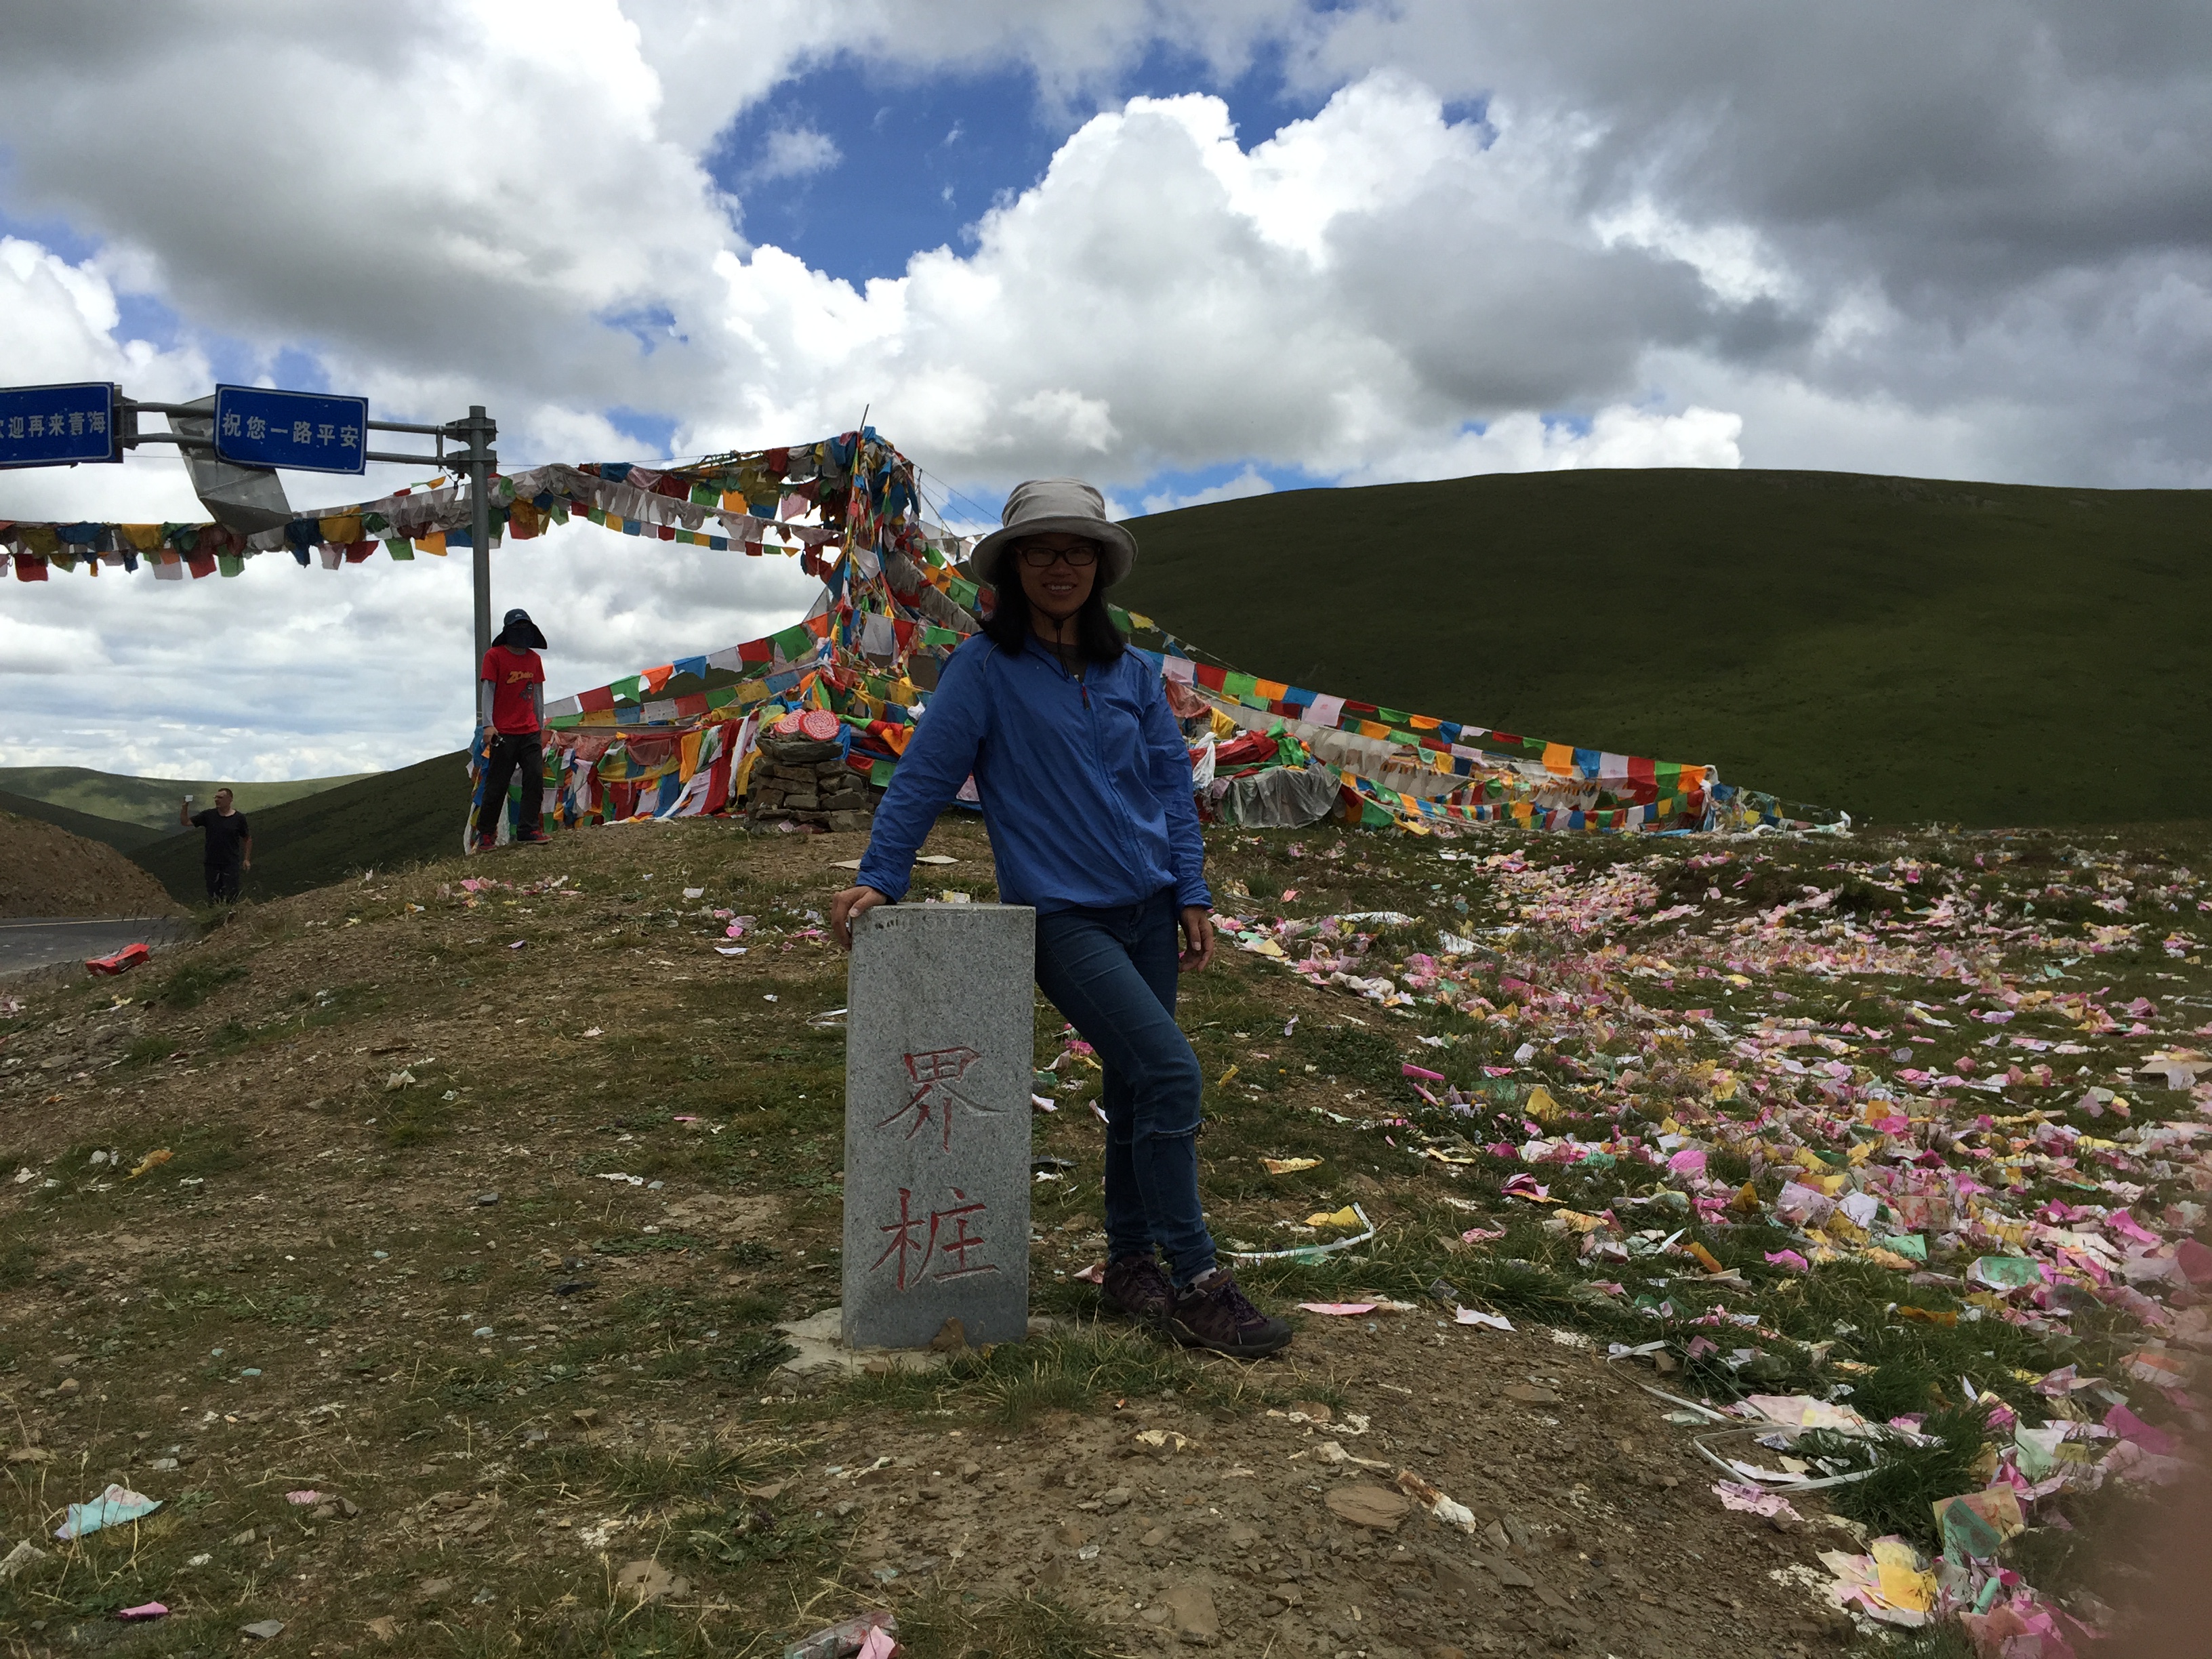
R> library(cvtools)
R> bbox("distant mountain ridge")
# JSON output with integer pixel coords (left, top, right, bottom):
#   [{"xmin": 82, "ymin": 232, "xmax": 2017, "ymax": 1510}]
[
  {"xmin": 1114, "ymin": 467, "xmax": 2211, "ymax": 827},
  {"xmin": 0, "ymin": 787, "xmax": 165, "ymax": 854},
  {"xmin": 0, "ymin": 766, "xmax": 375, "ymax": 831},
  {"xmin": 131, "ymin": 752, "xmax": 473, "ymax": 905}
]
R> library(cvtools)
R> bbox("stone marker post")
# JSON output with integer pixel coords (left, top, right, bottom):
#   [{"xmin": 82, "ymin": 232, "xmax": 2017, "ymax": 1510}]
[{"xmin": 843, "ymin": 903, "xmax": 1036, "ymax": 1349}]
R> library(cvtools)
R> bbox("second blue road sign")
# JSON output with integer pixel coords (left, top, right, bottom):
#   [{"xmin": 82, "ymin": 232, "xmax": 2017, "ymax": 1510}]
[{"xmin": 212, "ymin": 384, "xmax": 369, "ymax": 475}]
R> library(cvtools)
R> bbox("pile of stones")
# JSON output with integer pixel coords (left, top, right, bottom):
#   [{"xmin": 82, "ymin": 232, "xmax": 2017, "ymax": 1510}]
[{"xmin": 746, "ymin": 733, "xmax": 882, "ymax": 832}]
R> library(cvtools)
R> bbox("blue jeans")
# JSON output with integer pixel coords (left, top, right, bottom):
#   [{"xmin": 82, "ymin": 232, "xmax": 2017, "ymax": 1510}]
[{"xmin": 1033, "ymin": 888, "xmax": 1216, "ymax": 1288}]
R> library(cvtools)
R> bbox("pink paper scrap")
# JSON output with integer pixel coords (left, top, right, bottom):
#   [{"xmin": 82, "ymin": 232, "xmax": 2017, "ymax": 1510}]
[
  {"xmin": 2104, "ymin": 1403, "xmax": 2177, "ymax": 1456},
  {"xmin": 1712, "ymin": 1481, "xmax": 1799, "ymax": 1520}
]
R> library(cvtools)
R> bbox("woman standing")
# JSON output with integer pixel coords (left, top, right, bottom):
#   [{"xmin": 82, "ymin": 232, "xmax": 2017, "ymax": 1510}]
[{"xmin": 830, "ymin": 478, "xmax": 1291, "ymax": 1358}]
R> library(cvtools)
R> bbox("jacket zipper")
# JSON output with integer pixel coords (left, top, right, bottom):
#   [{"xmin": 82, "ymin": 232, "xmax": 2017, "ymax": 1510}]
[{"xmin": 1055, "ymin": 653, "xmax": 1143, "ymax": 876}]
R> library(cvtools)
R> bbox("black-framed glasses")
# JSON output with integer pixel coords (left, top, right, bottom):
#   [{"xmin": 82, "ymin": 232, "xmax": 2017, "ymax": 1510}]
[{"xmin": 1017, "ymin": 543, "xmax": 1098, "ymax": 569}]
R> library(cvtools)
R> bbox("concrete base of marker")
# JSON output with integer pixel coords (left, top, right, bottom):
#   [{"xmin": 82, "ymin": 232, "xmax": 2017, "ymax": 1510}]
[
  {"xmin": 776, "ymin": 1307, "xmax": 1070, "ymax": 1378},
  {"xmin": 842, "ymin": 903, "xmax": 1035, "ymax": 1349}
]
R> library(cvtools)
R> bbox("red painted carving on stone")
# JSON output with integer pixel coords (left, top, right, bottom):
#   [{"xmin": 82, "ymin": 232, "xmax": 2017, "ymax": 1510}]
[
  {"xmin": 880, "ymin": 1046, "xmax": 1000, "ymax": 1149},
  {"xmin": 869, "ymin": 1187, "xmax": 998, "ymax": 1290}
]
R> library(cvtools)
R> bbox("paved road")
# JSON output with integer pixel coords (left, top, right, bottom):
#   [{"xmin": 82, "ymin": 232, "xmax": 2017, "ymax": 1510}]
[{"xmin": 0, "ymin": 917, "xmax": 194, "ymax": 977}]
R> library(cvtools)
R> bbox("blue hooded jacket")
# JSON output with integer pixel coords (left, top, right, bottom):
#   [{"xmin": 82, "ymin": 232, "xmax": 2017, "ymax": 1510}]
[{"xmin": 854, "ymin": 633, "xmax": 1210, "ymax": 915}]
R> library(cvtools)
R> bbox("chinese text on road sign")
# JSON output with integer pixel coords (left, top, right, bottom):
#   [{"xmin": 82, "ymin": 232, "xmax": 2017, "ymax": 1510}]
[
  {"xmin": 0, "ymin": 382, "xmax": 117, "ymax": 469},
  {"xmin": 211, "ymin": 385, "xmax": 368, "ymax": 475}
]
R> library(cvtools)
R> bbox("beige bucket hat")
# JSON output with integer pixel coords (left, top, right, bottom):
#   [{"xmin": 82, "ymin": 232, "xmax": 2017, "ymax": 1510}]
[{"xmin": 968, "ymin": 478, "xmax": 1139, "ymax": 590}]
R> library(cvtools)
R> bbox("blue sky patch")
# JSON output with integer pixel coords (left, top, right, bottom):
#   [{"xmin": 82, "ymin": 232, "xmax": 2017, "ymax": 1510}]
[
  {"xmin": 708, "ymin": 44, "xmax": 1329, "ymax": 288},
  {"xmin": 605, "ymin": 406, "xmax": 680, "ymax": 459}
]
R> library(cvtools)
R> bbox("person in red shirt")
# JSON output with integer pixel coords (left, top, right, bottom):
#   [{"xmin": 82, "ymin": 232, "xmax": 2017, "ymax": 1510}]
[{"xmin": 474, "ymin": 608, "xmax": 552, "ymax": 848}]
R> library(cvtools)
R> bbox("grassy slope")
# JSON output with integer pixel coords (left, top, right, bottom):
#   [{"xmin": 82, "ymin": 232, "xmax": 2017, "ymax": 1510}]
[
  {"xmin": 131, "ymin": 750, "xmax": 473, "ymax": 903},
  {"xmin": 0, "ymin": 816, "xmax": 2194, "ymax": 1647},
  {"xmin": 0, "ymin": 787, "xmax": 163, "ymax": 853},
  {"xmin": 0, "ymin": 764, "xmax": 375, "ymax": 830},
  {"xmin": 1115, "ymin": 468, "xmax": 2211, "ymax": 827}
]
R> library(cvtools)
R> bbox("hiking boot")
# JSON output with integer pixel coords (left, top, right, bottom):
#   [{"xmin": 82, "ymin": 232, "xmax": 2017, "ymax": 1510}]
[
  {"xmin": 1101, "ymin": 1255, "xmax": 1174, "ymax": 1326},
  {"xmin": 1167, "ymin": 1267, "xmax": 1292, "ymax": 1357}
]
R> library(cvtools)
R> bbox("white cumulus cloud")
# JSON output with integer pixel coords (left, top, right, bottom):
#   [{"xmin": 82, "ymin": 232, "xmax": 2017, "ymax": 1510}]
[
  {"xmin": 749, "ymin": 126, "xmax": 843, "ymax": 182},
  {"xmin": 682, "ymin": 77, "xmax": 1723, "ymax": 489},
  {"xmin": 0, "ymin": 612, "xmax": 112, "ymax": 678},
  {"xmin": 1333, "ymin": 406, "xmax": 1744, "ymax": 487},
  {"xmin": 1140, "ymin": 466, "xmax": 1277, "ymax": 516}
]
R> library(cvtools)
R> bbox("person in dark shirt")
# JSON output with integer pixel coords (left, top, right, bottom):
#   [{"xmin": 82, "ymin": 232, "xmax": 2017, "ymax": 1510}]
[
  {"xmin": 474, "ymin": 607, "xmax": 552, "ymax": 850},
  {"xmin": 178, "ymin": 787, "xmax": 251, "ymax": 903}
]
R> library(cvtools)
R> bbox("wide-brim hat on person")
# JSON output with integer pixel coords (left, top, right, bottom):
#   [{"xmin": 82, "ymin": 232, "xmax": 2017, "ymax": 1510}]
[
  {"xmin": 499, "ymin": 607, "xmax": 548, "ymax": 650},
  {"xmin": 969, "ymin": 478, "xmax": 1138, "ymax": 590}
]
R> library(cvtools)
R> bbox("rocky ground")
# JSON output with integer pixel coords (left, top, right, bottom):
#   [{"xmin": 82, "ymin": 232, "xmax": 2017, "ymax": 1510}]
[
  {"xmin": 0, "ymin": 813, "xmax": 179, "ymax": 920},
  {"xmin": 0, "ymin": 812, "xmax": 2203, "ymax": 1658}
]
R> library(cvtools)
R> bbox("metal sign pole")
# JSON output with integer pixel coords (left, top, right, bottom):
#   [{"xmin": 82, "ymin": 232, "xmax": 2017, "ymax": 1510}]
[{"xmin": 453, "ymin": 405, "xmax": 497, "ymax": 665}]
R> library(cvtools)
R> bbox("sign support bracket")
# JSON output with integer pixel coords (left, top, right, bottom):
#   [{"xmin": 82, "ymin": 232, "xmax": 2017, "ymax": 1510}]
[{"xmin": 115, "ymin": 397, "xmax": 499, "ymax": 674}]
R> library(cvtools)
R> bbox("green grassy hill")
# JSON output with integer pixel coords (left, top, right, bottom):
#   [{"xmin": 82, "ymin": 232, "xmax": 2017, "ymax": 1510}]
[
  {"xmin": 132, "ymin": 752, "xmax": 473, "ymax": 904},
  {"xmin": 0, "ymin": 788, "xmax": 163, "ymax": 853},
  {"xmin": 1116, "ymin": 468, "xmax": 2211, "ymax": 827},
  {"xmin": 0, "ymin": 766, "xmax": 375, "ymax": 830}
]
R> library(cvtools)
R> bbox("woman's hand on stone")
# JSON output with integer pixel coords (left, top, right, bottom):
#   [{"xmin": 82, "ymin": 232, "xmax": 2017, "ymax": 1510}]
[
  {"xmin": 1177, "ymin": 905, "xmax": 1216, "ymax": 972},
  {"xmin": 831, "ymin": 885, "xmax": 890, "ymax": 949}
]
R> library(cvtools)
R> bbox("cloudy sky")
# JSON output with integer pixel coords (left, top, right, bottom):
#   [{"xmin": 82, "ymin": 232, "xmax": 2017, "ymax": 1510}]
[{"xmin": 3, "ymin": 1, "xmax": 2208, "ymax": 781}]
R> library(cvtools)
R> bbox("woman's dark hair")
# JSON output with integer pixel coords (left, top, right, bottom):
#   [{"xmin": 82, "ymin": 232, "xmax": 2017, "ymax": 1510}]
[{"xmin": 981, "ymin": 563, "xmax": 1127, "ymax": 663}]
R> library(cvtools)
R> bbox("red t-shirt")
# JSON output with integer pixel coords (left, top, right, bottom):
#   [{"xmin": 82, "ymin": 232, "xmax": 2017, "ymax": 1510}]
[{"xmin": 481, "ymin": 644, "xmax": 544, "ymax": 734}]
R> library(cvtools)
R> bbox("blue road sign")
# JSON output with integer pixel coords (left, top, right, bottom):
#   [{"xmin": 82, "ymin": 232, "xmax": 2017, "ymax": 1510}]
[
  {"xmin": 0, "ymin": 382, "xmax": 119, "ymax": 468},
  {"xmin": 212, "ymin": 384, "xmax": 368, "ymax": 475}
]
